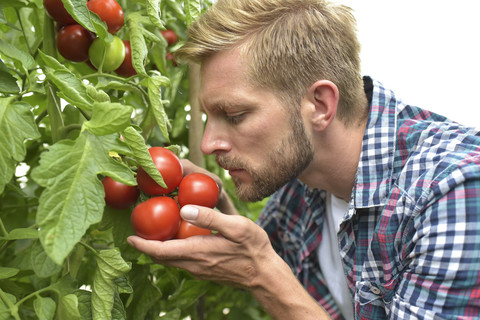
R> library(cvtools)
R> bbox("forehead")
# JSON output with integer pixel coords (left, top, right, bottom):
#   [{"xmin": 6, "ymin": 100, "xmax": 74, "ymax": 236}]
[
  {"xmin": 199, "ymin": 48, "xmax": 257, "ymax": 108},
  {"xmin": 200, "ymin": 48, "xmax": 247, "ymax": 89}
]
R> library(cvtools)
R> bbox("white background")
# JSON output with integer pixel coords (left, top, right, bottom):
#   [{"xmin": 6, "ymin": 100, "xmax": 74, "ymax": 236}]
[{"xmin": 333, "ymin": 0, "xmax": 480, "ymax": 128}]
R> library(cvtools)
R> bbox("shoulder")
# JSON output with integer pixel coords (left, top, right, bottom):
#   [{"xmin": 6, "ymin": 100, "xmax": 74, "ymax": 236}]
[{"xmin": 393, "ymin": 106, "xmax": 480, "ymax": 205}]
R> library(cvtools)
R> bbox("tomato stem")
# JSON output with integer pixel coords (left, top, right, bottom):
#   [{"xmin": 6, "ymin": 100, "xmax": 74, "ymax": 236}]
[
  {"xmin": 15, "ymin": 9, "xmax": 33, "ymax": 57},
  {"xmin": 42, "ymin": 14, "xmax": 65, "ymax": 143},
  {"xmin": 0, "ymin": 289, "xmax": 20, "ymax": 320},
  {"xmin": 0, "ymin": 218, "xmax": 8, "ymax": 237},
  {"xmin": 45, "ymin": 84, "xmax": 65, "ymax": 143}
]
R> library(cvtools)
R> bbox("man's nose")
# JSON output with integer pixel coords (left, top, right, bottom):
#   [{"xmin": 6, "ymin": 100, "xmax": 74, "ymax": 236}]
[{"xmin": 200, "ymin": 121, "xmax": 231, "ymax": 155}]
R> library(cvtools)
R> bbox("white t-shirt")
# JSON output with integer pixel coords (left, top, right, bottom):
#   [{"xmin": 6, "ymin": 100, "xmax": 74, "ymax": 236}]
[{"xmin": 317, "ymin": 193, "xmax": 354, "ymax": 320}]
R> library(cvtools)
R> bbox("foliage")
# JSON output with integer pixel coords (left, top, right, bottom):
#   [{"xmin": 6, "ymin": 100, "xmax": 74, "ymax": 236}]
[{"xmin": 0, "ymin": 0, "xmax": 270, "ymax": 319}]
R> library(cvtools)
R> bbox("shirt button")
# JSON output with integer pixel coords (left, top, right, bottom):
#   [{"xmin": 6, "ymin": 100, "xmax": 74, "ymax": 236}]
[{"xmin": 370, "ymin": 286, "xmax": 381, "ymax": 295}]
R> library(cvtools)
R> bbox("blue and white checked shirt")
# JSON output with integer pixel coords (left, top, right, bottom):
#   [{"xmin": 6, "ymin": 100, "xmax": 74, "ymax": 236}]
[{"xmin": 257, "ymin": 77, "xmax": 480, "ymax": 319}]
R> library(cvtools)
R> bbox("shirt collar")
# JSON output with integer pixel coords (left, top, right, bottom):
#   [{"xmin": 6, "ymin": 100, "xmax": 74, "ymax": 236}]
[{"xmin": 353, "ymin": 77, "xmax": 399, "ymax": 208}]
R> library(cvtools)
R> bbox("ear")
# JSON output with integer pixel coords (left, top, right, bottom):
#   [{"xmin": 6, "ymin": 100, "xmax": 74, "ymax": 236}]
[{"xmin": 306, "ymin": 80, "xmax": 339, "ymax": 131}]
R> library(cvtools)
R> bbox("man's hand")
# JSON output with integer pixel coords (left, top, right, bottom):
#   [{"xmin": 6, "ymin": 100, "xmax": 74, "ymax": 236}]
[
  {"xmin": 127, "ymin": 204, "xmax": 271, "ymax": 287},
  {"xmin": 127, "ymin": 204, "xmax": 331, "ymax": 319}
]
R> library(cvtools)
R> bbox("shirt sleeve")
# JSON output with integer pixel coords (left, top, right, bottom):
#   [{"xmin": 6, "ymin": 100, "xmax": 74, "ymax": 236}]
[{"xmin": 391, "ymin": 174, "xmax": 480, "ymax": 319}]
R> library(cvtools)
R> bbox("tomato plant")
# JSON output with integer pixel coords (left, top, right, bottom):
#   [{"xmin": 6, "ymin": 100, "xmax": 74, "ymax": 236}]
[
  {"xmin": 0, "ymin": 0, "xmax": 271, "ymax": 319},
  {"xmin": 88, "ymin": 35, "xmax": 126, "ymax": 71},
  {"xmin": 57, "ymin": 24, "xmax": 95, "ymax": 62},
  {"xmin": 102, "ymin": 176, "xmax": 140, "ymax": 209},
  {"xmin": 161, "ymin": 29, "xmax": 179, "ymax": 46},
  {"xmin": 178, "ymin": 172, "xmax": 219, "ymax": 208},
  {"xmin": 115, "ymin": 40, "xmax": 137, "ymax": 77},
  {"xmin": 131, "ymin": 196, "xmax": 181, "ymax": 241},
  {"xmin": 175, "ymin": 220, "xmax": 211, "ymax": 239},
  {"xmin": 44, "ymin": 0, "xmax": 76, "ymax": 25},
  {"xmin": 87, "ymin": 0, "xmax": 124, "ymax": 34},
  {"xmin": 137, "ymin": 147, "xmax": 184, "ymax": 195}
]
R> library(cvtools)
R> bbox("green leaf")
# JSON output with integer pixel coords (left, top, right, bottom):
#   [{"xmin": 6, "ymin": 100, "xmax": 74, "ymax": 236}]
[
  {"xmin": 56, "ymin": 294, "xmax": 82, "ymax": 320},
  {"xmin": 0, "ymin": 39, "xmax": 36, "ymax": 70},
  {"xmin": 164, "ymin": 0, "xmax": 186, "ymax": 21},
  {"xmin": 34, "ymin": 296, "xmax": 56, "ymax": 320},
  {"xmin": 121, "ymin": 126, "xmax": 167, "ymax": 188},
  {"xmin": 126, "ymin": 13, "xmax": 148, "ymax": 76},
  {"xmin": 30, "ymin": 240, "xmax": 62, "ymax": 278},
  {"xmin": 146, "ymin": 0, "xmax": 165, "ymax": 29},
  {"xmin": 96, "ymin": 81, "xmax": 143, "ymax": 96},
  {"xmin": 148, "ymin": 75, "xmax": 171, "ymax": 142},
  {"xmin": 0, "ymin": 267, "xmax": 19, "ymax": 280},
  {"xmin": 39, "ymin": 51, "xmax": 95, "ymax": 111},
  {"xmin": 126, "ymin": 265, "xmax": 162, "ymax": 320},
  {"xmin": 76, "ymin": 290, "xmax": 92, "ymax": 319},
  {"xmin": 184, "ymin": 0, "xmax": 201, "ymax": 26},
  {"xmin": 0, "ymin": 228, "xmax": 38, "ymax": 240},
  {"xmin": 62, "ymin": 0, "xmax": 112, "ymax": 41},
  {"xmin": 159, "ymin": 308, "xmax": 181, "ymax": 320},
  {"xmin": 168, "ymin": 280, "xmax": 209, "ymax": 310},
  {"xmin": 1, "ymin": 0, "xmax": 30, "ymax": 8},
  {"xmin": 83, "ymin": 102, "xmax": 133, "ymax": 136},
  {"xmin": 86, "ymin": 85, "xmax": 110, "ymax": 103},
  {"xmin": 91, "ymin": 249, "xmax": 131, "ymax": 320},
  {"xmin": 0, "ymin": 59, "xmax": 19, "ymax": 94},
  {"xmin": 0, "ymin": 290, "xmax": 16, "ymax": 320},
  {"xmin": 0, "ymin": 98, "xmax": 40, "ymax": 193},
  {"xmin": 31, "ymin": 132, "xmax": 136, "ymax": 265}
]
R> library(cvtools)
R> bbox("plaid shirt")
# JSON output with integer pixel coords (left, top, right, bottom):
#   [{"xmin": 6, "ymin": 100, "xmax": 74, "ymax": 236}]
[{"xmin": 257, "ymin": 77, "xmax": 480, "ymax": 319}]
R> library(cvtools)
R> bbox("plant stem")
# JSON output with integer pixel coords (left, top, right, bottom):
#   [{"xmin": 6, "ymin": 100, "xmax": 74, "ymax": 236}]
[
  {"xmin": 42, "ymin": 13, "xmax": 64, "ymax": 143},
  {"xmin": 188, "ymin": 64, "xmax": 204, "ymax": 167},
  {"xmin": 60, "ymin": 124, "xmax": 83, "ymax": 136},
  {"xmin": 0, "ymin": 217, "xmax": 8, "ymax": 236},
  {"xmin": 0, "ymin": 289, "xmax": 20, "ymax": 320},
  {"xmin": 14, "ymin": 286, "xmax": 59, "ymax": 310},
  {"xmin": 45, "ymin": 84, "xmax": 65, "ymax": 143},
  {"xmin": 16, "ymin": 9, "xmax": 33, "ymax": 57},
  {"xmin": 82, "ymin": 72, "xmax": 133, "ymax": 82}
]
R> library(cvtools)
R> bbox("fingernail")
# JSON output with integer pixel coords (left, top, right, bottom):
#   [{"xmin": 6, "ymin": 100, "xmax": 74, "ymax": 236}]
[{"xmin": 181, "ymin": 205, "xmax": 199, "ymax": 221}]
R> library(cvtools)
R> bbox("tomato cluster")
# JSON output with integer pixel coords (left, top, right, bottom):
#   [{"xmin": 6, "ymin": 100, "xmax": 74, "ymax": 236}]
[
  {"xmin": 44, "ymin": 0, "xmax": 180, "ymax": 75},
  {"xmin": 102, "ymin": 147, "xmax": 219, "ymax": 241}
]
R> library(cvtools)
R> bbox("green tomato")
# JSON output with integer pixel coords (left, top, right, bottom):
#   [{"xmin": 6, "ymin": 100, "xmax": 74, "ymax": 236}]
[{"xmin": 88, "ymin": 36, "xmax": 126, "ymax": 71}]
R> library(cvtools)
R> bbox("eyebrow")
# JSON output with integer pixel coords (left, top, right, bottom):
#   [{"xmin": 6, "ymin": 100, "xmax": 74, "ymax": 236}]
[{"xmin": 201, "ymin": 99, "xmax": 252, "ymax": 114}]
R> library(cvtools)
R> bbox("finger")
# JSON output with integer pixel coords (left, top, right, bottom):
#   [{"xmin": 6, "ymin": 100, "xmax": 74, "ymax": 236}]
[
  {"xmin": 180, "ymin": 205, "xmax": 256, "ymax": 242},
  {"xmin": 127, "ymin": 235, "xmax": 196, "ymax": 261}
]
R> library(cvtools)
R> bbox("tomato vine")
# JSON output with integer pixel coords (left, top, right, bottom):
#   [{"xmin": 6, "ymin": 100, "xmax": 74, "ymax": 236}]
[{"xmin": 0, "ymin": 0, "xmax": 270, "ymax": 319}]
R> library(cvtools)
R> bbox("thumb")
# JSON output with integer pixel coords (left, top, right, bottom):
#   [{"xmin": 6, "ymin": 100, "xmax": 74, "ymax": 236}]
[{"xmin": 180, "ymin": 205, "xmax": 253, "ymax": 242}]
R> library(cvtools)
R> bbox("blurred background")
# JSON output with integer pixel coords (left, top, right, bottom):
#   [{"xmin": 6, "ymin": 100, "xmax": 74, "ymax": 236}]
[{"xmin": 334, "ymin": 0, "xmax": 480, "ymax": 128}]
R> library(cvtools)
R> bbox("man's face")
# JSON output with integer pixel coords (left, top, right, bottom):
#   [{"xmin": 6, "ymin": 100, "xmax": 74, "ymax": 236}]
[{"xmin": 199, "ymin": 48, "xmax": 314, "ymax": 202}]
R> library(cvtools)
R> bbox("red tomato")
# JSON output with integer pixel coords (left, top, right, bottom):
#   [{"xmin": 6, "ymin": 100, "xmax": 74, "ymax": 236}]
[
  {"xmin": 178, "ymin": 173, "xmax": 219, "ymax": 208},
  {"xmin": 136, "ymin": 147, "xmax": 183, "ymax": 196},
  {"xmin": 115, "ymin": 40, "xmax": 137, "ymax": 77},
  {"xmin": 87, "ymin": 0, "xmax": 124, "ymax": 34},
  {"xmin": 131, "ymin": 197, "xmax": 181, "ymax": 241},
  {"xmin": 161, "ymin": 29, "xmax": 178, "ymax": 46},
  {"xmin": 165, "ymin": 52, "xmax": 177, "ymax": 67},
  {"xmin": 102, "ymin": 176, "xmax": 140, "ymax": 210},
  {"xmin": 174, "ymin": 220, "xmax": 211, "ymax": 239},
  {"xmin": 56, "ymin": 24, "xmax": 95, "ymax": 62},
  {"xmin": 44, "ymin": 0, "xmax": 76, "ymax": 25}
]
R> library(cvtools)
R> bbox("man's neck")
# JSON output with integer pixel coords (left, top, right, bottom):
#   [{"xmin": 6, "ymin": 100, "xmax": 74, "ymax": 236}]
[{"xmin": 299, "ymin": 112, "xmax": 368, "ymax": 202}]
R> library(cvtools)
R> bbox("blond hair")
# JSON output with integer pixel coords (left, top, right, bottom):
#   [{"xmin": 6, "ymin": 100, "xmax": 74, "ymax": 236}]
[{"xmin": 176, "ymin": 0, "xmax": 367, "ymax": 125}]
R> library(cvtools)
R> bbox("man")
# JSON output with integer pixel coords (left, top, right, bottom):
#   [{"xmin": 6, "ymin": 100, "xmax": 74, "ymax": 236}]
[{"xmin": 127, "ymin": 0, "xmax": 480, "ymax": 319}]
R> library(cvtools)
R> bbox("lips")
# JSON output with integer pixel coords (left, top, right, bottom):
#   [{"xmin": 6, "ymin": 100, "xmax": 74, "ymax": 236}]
[{"xmin": 216, "ymin": 156, "xmax": 246, "ymax": 178}]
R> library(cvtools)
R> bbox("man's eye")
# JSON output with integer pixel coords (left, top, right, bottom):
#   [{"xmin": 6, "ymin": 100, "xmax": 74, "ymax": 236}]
[{"xmin": 226, "ymin": 113, "xmax": 245, "ymax": 124}]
